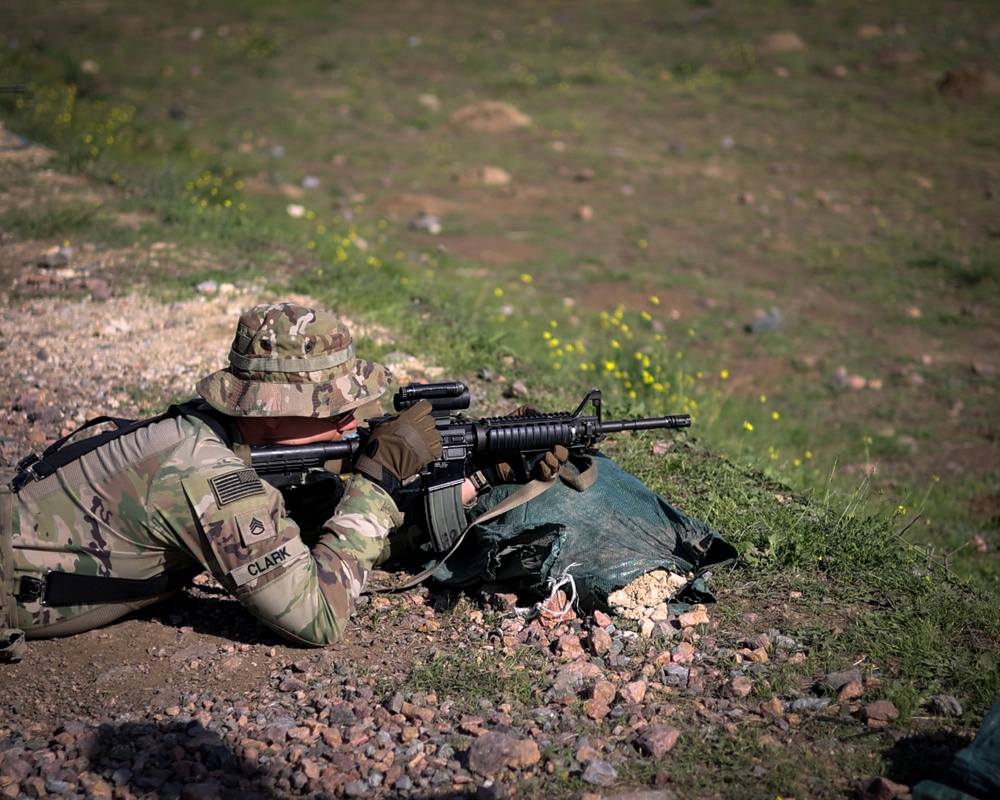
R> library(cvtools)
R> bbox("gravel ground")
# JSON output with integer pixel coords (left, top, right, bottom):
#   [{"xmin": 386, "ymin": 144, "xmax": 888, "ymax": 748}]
[
  {"xmin": 1, "ymin": 564, "xmax": 828, "ymax": 800},
  {"xmin": 0, "ymin": 286, "xmax": 399, "ymax": 464},
  {"xmin": 0, "ymin": 560, "xmax": 917, "ymax": 800}
]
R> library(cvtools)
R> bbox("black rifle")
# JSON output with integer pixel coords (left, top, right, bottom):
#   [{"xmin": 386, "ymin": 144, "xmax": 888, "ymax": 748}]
[
  {"xmin": 0, "ymin": 85, "xmax": 27, "ymax": 93},
  {"xmin": 251, "ymin": 382, "xmax": 691, "ymax": 552}
]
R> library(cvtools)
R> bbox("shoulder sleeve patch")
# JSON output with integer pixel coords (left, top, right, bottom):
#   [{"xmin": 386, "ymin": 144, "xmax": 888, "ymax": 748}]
[
  {"xmin": 236, "ymin": 509, "xmax": 277, "ymax": 548},
  {"xmin": 210, "ymin": 468, "xmax": 267, "ymax": 507}
]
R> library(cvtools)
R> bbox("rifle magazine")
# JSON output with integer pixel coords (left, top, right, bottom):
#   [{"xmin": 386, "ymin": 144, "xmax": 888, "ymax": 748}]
[{"xmin": 424, "ymin": 484, "xmax": 466, "ymax": 552}]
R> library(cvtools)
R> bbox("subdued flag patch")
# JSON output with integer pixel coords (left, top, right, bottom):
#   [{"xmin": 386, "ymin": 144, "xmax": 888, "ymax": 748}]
[{"xmin": 210, "ymin": 468, "xmax": 266, "ymax": 507}]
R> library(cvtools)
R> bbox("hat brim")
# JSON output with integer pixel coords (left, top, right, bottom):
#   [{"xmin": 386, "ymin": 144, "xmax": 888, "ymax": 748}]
[{"xmin": 195, "ymin": 358, "xmax": 392, "ymax": 418}]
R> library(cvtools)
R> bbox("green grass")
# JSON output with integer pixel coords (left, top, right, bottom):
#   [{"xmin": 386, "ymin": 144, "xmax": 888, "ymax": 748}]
[
  {"xmin": 617, "ymin": 433, "xmax": 1000, "ymax": 708},
  {"xmin": 0, "ymin": 200, "xmax": 106, "ymax": 240},
  {"xmin": 404, "ymin": 650, "xmax": 538, "ymax": 710}
]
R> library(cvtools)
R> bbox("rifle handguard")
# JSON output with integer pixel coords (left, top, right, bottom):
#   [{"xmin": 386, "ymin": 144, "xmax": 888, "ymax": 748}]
[{"xmin": 467, "ymin": 404, "xmax": 539, "ymax": 493}]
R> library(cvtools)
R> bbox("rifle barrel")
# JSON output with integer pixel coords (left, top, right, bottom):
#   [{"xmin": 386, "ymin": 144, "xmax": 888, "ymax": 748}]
[{"xmin": 599, "ymin": 414, "xmax": 691, "ymax": 434}]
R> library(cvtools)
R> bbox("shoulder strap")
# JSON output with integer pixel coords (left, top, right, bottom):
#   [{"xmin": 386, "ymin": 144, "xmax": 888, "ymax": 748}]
[
  {"xmin": 12, "ymin": 414, "xmax": 157, "ymax": 492},
  {"xmin": 10, "ymin": 399, "xmax": 234, "ymax": 493},
  {"xmin": 166, "ymin": 399, "xmax": 234, "ymax": 447}
]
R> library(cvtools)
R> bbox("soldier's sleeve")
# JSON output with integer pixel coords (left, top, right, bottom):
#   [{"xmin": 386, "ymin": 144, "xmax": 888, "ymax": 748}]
[{"xmin": 150, "ymin": 436, "xmax": 402, "ymax": 646}]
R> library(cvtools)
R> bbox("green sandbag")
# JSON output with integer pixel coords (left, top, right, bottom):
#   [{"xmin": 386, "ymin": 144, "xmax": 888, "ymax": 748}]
[
  {"xmin": 429, "ymin": 453, "xmax": 736, "ymax": 612},
  {"xmin": 913, "ymin": 695, "xmax": 1000, "ymax": 800}
]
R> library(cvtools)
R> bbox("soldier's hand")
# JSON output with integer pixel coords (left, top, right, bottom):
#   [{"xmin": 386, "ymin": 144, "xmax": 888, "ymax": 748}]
[
  {"xmin": 354, "ymin": 400, "xmax": 442, "ymax": 496},
  {"xmin": 503, "ymin": 404, "xmax": 567, "ymax": 480},
  {"xmin": 472, "ymin": 444, "xmax": 570, "ymax": 494},
  {"xmin": 533, "ymin": 444, "xmax": 569, "ymax": 481}
]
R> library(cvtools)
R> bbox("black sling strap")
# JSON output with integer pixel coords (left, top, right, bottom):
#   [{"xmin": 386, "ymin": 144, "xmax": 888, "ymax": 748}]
[
  {"xmin": 15, "ymin": 562, "xmax": 205, "ymax": 606},
  {"xmin": 11, "ymin": 400, "xmax": 232, "ymax": 492},
  {"xmin": 11, "ymin": 414, "xmax": 138, "ymax": 491}
]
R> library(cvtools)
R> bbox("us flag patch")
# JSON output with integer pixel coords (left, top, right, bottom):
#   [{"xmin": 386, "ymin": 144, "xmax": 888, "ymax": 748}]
[{"xmin": 210, "ymin": 468, "xmax": 266, "ymax": 506}]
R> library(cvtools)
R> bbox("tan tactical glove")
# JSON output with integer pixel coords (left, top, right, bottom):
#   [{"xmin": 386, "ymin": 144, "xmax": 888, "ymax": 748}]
[
  {"xmin": 473, "ymin": 444, "xmax": 569, "ymax": 492},
  {"xmin": 354, "ymin": 399, "xmax": 442, "ymax": 498},
  {"xmin": 471, "ymin": 403, "xmax": 570, "ymax": 492},
  {"xmin": 533, "ymin": 444, "xmax": 569, "ymax": 481}
]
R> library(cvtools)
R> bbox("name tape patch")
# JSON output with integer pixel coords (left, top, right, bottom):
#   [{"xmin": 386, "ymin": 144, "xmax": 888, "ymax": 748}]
[
  {"xmin": 229, "ymin": 537, "xmax": 309, "ymax": 587},
  {"xmin": 210, "ymin": 468, "xmax": 266, "ymax": 507}
]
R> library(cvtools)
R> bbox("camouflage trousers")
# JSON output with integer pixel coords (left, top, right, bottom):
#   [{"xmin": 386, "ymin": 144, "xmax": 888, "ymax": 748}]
[{"xmin": 0, "ymin": 468, "xmax": 27, "ymax": 662}]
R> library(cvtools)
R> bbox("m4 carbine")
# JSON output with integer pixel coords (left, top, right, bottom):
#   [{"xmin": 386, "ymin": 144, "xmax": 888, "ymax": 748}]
[{"xmin": 251, "ymin": 382, "xmax": 691, "ymax": 553}]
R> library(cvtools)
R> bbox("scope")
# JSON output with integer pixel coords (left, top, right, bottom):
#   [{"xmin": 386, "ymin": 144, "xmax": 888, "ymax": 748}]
[{"xmin": 393, "ymin": 381, "xmax": 471, "ymax": 414}]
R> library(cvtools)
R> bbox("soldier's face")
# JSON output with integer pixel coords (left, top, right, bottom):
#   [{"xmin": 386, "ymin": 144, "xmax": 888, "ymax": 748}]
[{"xmin": 270, "ymin": 413, "xmax": 358, "ymax": 445}]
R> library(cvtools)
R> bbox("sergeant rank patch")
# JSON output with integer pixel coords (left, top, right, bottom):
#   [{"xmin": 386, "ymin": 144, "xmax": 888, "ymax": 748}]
[
  {"xmin": 210, "ymin": 468, "xmax": 266, "ymax": 506},
  {"xmin": 237, "ymin": 510, "xmax": 275, "ymax": 547}
]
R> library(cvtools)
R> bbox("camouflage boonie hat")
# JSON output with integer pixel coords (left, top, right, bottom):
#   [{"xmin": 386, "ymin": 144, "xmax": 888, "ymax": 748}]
[{"xmin": 196, "ymin": 302, "xmax": 391, "ymax": 418}]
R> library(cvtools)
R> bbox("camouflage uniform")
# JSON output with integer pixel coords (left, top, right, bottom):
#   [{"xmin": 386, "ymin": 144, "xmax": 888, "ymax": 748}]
[{"xmin": 0, "ymin": 303, "xmax": 402, "ymax": 654}]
